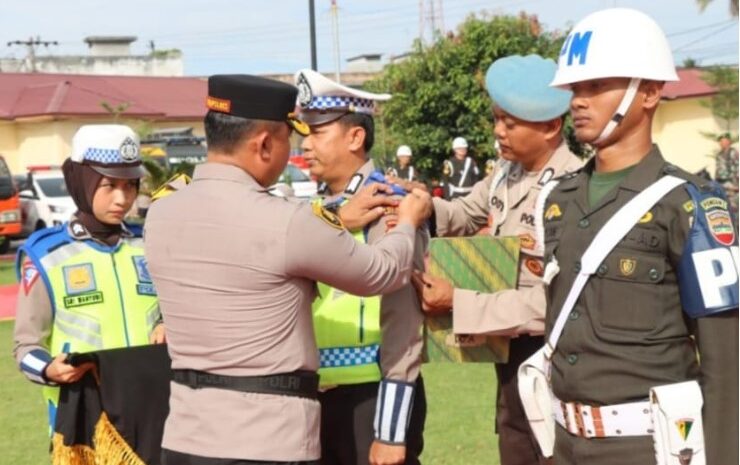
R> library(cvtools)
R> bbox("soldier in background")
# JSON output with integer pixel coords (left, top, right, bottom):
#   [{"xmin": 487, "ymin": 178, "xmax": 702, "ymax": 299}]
[
  {"xmin": 386, "ymin": 145, "xmax": 418, "ymax": 183},
  {"xmin": 442, "ymin": 137, "xmax": 480, "ymax": 199}
]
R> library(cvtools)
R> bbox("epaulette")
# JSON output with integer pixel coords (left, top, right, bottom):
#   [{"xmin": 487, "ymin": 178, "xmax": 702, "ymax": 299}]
[
  {"xmin": 661, "ymin": 163, "xmax": 717, "ymax": 192},
  {"xmin": 124, "ymin": 222, "xmax": 144, "ymax": 238}
]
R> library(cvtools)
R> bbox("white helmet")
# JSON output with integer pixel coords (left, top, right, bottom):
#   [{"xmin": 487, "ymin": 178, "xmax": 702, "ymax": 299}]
[
  {"xmin": 452, "ymin": 137, "xmax": 468, "ymax": 150},
  {"xmin": 550, "ymin": 8, "xmax": 678, "ymax": 87},
  {"xmin": 396, "ymin": 145, "xmax": 412, "ymax": 157}
]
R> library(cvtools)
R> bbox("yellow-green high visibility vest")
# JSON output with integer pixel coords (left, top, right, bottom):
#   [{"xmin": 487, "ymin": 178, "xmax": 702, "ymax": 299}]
[
  {"xmin": 22, "ymin": 229, "xmax": 159, "ymax": 430},
  {"xmin": 312, "ymin": 217, "xmax": 382, "ymax": 387}
]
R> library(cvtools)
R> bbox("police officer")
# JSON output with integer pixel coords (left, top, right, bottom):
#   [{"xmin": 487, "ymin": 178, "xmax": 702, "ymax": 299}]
[
  {"xmin": 442, "ymin": 137, "xmax": 480, "ymax": 199},
  {"xmin": 541, "ymin": 9, "xmax": 737, "ymax": 465},
  {"xmin": 386, "ymin": 145, "xmax": 417, "ymax": 182},
  {"xmin": 412, "ymin": 55, "xmax": 582, "ymax": 465},
  {"xmin": 144, "ymin": 75, "xmax": 432, "ymax": 465},
  {"xmin": 295, "ymin": 68, "xmax": 426, "ymax": 465},
  {"xmin": 13, "ymin": 124, "xmax": 163, "ymax": 433}
]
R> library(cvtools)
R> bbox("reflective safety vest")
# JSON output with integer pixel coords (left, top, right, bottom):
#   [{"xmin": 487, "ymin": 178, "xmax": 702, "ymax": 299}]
[
  {"xmin": 18, "ymin": 224, "xmax": 159, "ymax": 431},
  {"xmin": 311, "ymin": 209, "xmax": 382, "ymax": 387}
]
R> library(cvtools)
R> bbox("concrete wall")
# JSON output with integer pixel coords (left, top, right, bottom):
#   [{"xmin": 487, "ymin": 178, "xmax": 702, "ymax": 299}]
[
  {"xmin": 653, "ymin": 97, "xmax": 737, "ymax": 176},
  {"xmin": 0, "ymin": 54, "xmax": 183, "ymax": 77}
]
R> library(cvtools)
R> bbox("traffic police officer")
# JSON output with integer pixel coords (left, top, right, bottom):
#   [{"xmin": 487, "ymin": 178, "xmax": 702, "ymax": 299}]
[
  {"xmin": 413, "ymin": 55, "xmax": 582, "ymax": 465},
  {"xmin": 541, "ymin": 9, "xmax": 738, "ymax": 465},
  {"xmin": 144, "ymin": 75, "xmax": 432, "ymax": 465},
  {"xmin": 442, "ymin": 137, "xmax": 480, "ymax": 199},
  {"xmin": 386, "ymin": 145, "xmax": 417, "ymax": 182},
  {"xmin": 295, "ymin": 68, "xmax": 427, "ymax": 465},
  {"xmin": 13, "ymin": 124, "xmax": 163, "ymax": 434}
]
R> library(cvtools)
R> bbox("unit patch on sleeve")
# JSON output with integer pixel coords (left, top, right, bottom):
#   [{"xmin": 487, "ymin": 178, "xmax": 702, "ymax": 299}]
[
  {"xmin": 701, "ymin": 197, "xmax": 735, "ymax": 246},
  {"xmin": 312, "ymin": 201, "xmax": 344, "ymax": 230},
  {"xmin": 21, "ymin": 262, "xmax": 40, "ymax": 295},
  {"xmin": 519, "ymin": 234, "xmax": 536, "ymax": 250}
]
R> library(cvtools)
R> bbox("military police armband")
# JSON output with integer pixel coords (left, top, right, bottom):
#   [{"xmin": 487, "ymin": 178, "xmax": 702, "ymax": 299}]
[
  {"xmin": 374, "ymin": 379, "xmax": 416, "ymax": 444},
  {"xmin": 677, "ymin": 183, "xmax": 739, "ymax": 318}
]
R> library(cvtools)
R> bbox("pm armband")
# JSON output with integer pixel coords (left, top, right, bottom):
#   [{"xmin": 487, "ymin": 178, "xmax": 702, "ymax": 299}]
[
  {"xmin": 373, "ymin": 379, "xmax": 415, "ymax": 444},
  {"xmin": 678, "ymin": 184, "xmax": 739, "ymax": 318}
]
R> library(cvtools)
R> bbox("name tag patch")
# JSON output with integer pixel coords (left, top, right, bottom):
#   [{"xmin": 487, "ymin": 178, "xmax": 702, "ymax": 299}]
[
  {"xmin": 137, "ymin": 283, "xmax": 157, "ymax": 296},
  {"xmin": 63, "ymin": 264, "xmax": 96, "ymax": 295},
  {"xmin": 64, "ymin": 291, "xmax": 104, "ymax": 309}
]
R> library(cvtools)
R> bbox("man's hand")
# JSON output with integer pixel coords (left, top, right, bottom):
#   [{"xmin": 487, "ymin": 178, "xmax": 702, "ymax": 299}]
[
  {"xmin": 411, "ymin": 271, "xmax": 454, "ymax": 314},
  {"xmin": 338, "ymin": 183, "xmax": 398, "ymax": 231},
  {"xmin": 44, "ymin": 354, "xmax": 95, "ymax": 384},
  {"xmin": 369, "ymin": 440, "xmax": 406, "ymax": 465},
  {"xmin": 385, "ymin": 176, "xmax": 428, "ymax": 194},
  {"xmin": 397, "ymin": 188, "xmax": 433, "ymax": 229},
  {"xmin": 150, "ymin": 323, "xmax": 166, "ymax": 344}
]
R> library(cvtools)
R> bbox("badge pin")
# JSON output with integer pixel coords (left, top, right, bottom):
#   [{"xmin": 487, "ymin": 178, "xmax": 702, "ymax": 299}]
[
  {"xmin": 675, "ymin": 418, "xmax": 694, "ymax": 441},
  {"xmin": 619, "ymin": 258, "xmax": 637, "ymax": 276},
  {"xmin": 545, "ymin": 203, "xmax": 562, "ymax": 221},
  {"xmin": 119, "ymin": 137, "xmax": 139, "ymax": 162}
]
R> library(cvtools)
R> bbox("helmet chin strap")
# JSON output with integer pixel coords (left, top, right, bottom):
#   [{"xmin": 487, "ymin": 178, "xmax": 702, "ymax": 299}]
[{"xmin": 593, "ymin": 78, "xmax": 642, "ymax": 145}]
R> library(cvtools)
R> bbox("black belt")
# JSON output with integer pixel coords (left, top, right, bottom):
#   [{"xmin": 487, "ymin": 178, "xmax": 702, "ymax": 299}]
[{"xmin": 172, "ymin": 369, "xmax": 318, "ymax": 400}]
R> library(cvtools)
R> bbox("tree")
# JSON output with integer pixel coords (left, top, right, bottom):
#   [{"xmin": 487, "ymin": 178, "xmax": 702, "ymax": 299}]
[
  {"xmin": 365, "ymin": 13, "xmax": 583, "ymax": 180},
  {"xmin": 700, "ymin": 65, "xmax": 739, "ymax": 136},
  {"xmin": 696, "ymin": 0, "xmax": 739, "ymax": 16}
]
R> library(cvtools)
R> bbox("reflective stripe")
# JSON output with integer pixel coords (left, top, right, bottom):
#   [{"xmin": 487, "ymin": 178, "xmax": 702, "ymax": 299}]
[
  {"xmin": 146, "ymin": 305, "xmax": 160, "ymax": 330},
  {"xmin": 40, "ymin": 242, "xmax": 88, "ymax": 269},
  {"xmin": 55, "ymin": 309, "xmax": 101, "ymax": 335},
  {"xmin": 319, "ymin": 344, "xmax": 379, "ymax": 368},
  {"xmin": 54, "ymin": 319, "xmax": 103, "ymax": 350}
]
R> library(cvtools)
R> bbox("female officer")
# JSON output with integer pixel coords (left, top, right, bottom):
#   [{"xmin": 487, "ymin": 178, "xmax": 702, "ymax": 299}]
[{"xmin": 13, "ymin": 124, "xmax": 163, "ymax": 433}]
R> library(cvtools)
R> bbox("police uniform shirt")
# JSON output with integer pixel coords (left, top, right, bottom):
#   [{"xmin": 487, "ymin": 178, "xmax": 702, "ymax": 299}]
[
  {"xmin": 13, "ymin": 220, "xmax": 148, "ymax": 382},
  {"xmin": 432, "ymin": 143, "xmax": 582, "ymax": 336},
  {"xmin": 543, "ymin": 146, "xmax": 738, "ymax": 464},
  {"xmin": 320, "ymin": 160, "xmax": 427, "ymax": 386},
  {"xmin": 144, "ymin": 163, "xmax": 417, "ymax": 462}
]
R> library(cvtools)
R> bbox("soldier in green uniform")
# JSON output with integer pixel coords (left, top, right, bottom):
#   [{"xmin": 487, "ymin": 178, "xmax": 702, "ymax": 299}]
[{"xmin": 538, "ymin": 8, "xmax": 738, "ymax": 465}]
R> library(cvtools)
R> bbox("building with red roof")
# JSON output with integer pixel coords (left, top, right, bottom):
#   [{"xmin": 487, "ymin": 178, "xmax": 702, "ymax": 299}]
[{"xmin": 0, "ymin": 73, "xmax": 206, "ymax": 172}]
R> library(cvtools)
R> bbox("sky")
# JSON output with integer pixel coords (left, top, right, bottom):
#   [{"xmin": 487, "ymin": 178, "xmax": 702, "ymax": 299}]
[{"xmin": 0, "ymin": 0, "xmax": 737, "ymax": 76}]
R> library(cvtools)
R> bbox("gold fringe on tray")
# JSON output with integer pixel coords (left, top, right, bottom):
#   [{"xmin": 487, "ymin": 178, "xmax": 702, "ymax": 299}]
[{"xmin": 52, "ymin": 412, "xmax": 146, "ymax": 465}]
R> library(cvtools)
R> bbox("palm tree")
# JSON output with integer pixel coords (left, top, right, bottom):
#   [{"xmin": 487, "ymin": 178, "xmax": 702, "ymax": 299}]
[{"xmin": 697, "ymin": 0, "xmax": 739, "ymax": 16}]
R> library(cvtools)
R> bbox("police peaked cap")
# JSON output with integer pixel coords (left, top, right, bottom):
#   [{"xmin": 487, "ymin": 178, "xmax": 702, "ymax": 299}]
[
  {"xmin": 206, "ymin": 74, "xmax": 309, "ymax": 135},
  {"xmin": 485, "ymin": 55, "xmax": 572, "ymax": 122}
]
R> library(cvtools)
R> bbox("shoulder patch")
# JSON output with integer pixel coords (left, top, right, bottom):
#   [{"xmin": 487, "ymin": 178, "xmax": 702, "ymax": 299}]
[
  {"xmin": 312, "ymin": 201, "xmax": 344, "ymax": 230},
  {"xmin": 21, "ymin": 262, "xmax": 40, "ymax": 295},
  {"xmin": 545, "ymin": 203, "xmax": 562, "ymax": 221}
]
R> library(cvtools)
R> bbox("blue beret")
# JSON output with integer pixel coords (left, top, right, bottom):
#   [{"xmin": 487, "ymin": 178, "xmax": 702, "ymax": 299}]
[{"xmin": 485, "ymin": 54, "xmax": 572, "ymax": 122}]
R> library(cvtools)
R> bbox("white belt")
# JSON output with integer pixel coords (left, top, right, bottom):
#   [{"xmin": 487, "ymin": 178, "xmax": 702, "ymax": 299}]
[
  {"xmin": 553, "ymin": 396, "xmax": 653, "ymax": 438},
  {"xmin": 449, "ymin": 185, "xmax": 473, "ymax": 193}
]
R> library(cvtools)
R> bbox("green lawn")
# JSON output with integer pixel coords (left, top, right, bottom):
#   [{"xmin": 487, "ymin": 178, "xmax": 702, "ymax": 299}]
[
  {"xmin": 0, "ymin": 260, "xmax": 16, "ymax": 285},
  {"xmin": 0, "ymin": 322, "xmax": 500, "ymax": 465}
]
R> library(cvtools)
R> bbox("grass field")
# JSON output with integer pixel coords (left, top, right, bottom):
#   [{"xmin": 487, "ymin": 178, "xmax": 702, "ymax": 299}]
[
  {"xmin": 0, "ymin": 257, "xmax": 501, "ymax": 465},
  {"xmin": 0, "ymin": 260, "xmax": 15, "ymax": 285}
]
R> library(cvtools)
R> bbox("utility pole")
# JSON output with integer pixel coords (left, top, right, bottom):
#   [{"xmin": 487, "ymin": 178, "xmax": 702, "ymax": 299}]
[
  {"xmin": 6, "ymin": 36, "xmax": 58, "ymax": 72},
  {"xmin": 309, "ymin": 0, "xmax": 318, "ymax": 70},
  {"xmin": 330, "ymin": 0, "xmax": 341, "ymax": 82}
]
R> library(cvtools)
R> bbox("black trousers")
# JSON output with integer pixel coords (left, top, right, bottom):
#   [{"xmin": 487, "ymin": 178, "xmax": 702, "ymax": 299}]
[
  {"xmin": 319, "ymin": 377, "xmax": 426, "ymax": 465},
  {"xmin": 495, "ymin": 335, "xmax": 548, "ymax": 465},
  {"xmin": 162, "ymin": 449, "xmax": 319, "ymax": 465}
]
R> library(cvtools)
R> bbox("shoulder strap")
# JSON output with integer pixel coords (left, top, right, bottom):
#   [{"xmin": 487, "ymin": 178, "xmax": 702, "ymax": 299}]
[
  {"xmin": 459, "ymin": 157, "xmax": 472, "ymax": 187},
  {"xmin": 545, "ymin": 175, "xmax": 686, "ymax": 357}
]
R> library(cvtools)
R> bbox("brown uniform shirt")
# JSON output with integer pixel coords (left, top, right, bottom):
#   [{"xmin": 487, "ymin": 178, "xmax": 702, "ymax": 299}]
[
  {"xmin": 144, "ymin": 163, "xmax": 417, "ymax": 462},
  {"xmin": 433, "ymin": 143, "xmax": 583, "ymax": 336},
  {"xmin": 544, "ymin": 147, "xmax": 738, "ymax": 464},
  {"xmin": 319, "ymin": 160, "xmax": 426, "ymax": 386}
]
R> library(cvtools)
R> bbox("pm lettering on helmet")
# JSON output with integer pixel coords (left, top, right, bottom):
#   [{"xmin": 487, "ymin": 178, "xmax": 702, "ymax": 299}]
[
  {"xmin": 560, "ymin": 31, "xmax": 593, "ymax": 66},
  {"xmin": 692, "ymin": 246, "xmax": 739, "ymax": 309}
]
